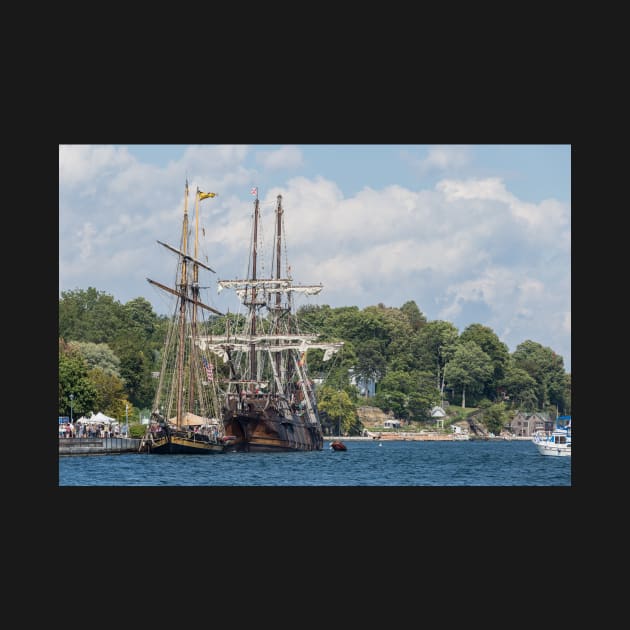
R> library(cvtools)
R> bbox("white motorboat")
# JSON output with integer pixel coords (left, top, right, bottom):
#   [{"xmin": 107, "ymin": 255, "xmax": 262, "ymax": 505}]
[{"xmin": 533, "ymin": 415, "xmax": 571, "ymax": 457}]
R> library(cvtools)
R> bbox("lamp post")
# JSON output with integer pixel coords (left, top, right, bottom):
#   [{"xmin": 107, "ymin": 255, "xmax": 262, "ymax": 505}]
[
  {"xmin": 70, "ymin": 393, "xmax": 74, "ymax": 425},
  {"xmin": 125, "ymin": 403, "xmax": 129, "ymax": 438}
]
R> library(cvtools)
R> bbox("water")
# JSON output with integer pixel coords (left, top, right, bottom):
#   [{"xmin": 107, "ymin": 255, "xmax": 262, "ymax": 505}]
[{"xmin": 58, "ymin": 439, "xmax": 571, "ymax": 486}]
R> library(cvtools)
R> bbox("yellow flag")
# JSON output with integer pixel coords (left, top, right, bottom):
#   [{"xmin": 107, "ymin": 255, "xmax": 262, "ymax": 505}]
[{"xmin": 199, "ymin": 191, "xmax": 217, "ymax": 200}]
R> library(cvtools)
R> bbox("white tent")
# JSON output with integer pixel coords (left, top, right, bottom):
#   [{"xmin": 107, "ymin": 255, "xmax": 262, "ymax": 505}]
[{"xmin": 77, "ymin": 411, "xmax": 118, "ymax": 425}]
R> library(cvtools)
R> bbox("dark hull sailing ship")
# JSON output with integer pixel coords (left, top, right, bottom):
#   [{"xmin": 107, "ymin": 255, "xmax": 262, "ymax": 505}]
[
  {"xmin": 200, "ymin": 192, "xmax": 342, "ymax": 452},
  {"xmin": 141, "ymin": 183, "xmax": 228, "ymax": 455}
]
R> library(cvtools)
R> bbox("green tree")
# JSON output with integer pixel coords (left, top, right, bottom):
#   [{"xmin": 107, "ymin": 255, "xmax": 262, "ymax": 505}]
[
  {"xmin": 363, "ymin": 304, "xmax": 416, "ymax": 369},
  {"xmin": 459, "ymin": 323, "xmax": 509, "ymax": 400},
  {"xmin": 499, "ymin": 363, "xmax": 538, "ymax": 409},
  {"xmin": 88, "ymin": 367, "xmax": 128, "ymax": 418},
  {"xmin": 59, "ymin": 340, "xmax": 98, "ymax": 418},
  {"xmin": 373, "ymin": 389, "xmax": 408, "ymax": 419},
  {"xmin": 562, "ymin": 373, "xmax": 571, "ymax": 415},
  {"xmin": 113, "ymin": 338, "xmax": 155, "ymax": 409},
  {"xmin": 59, "ymin": 287, "xmax": 126, "ymax": 344},
  {"xmin": 400, "ymin": 300, "xmax": 427, "ymax": 332},
  {"xmin": 68, "ymin": 341, "xmax": 122, "ymax": 378},
  {"xmin": 411, "ymin": 320, "xmax": 459, "ymax": 390},
  {"xmin": 354, "ymin": 339, "xmax": 387, "ymax": 383},
  {"xmin": 372, "ymin": 369, "xmax": 440, "ymax": 422},
  {"xmin": 477, "ymin": 400, "xmax": 510, "ymax": 435},
  {"xmin": 512, "ymin": 341, "xmax": 567, "ymax": 410},
  {"xmin": 317, "ymin": 386, "xmax": 359, "ymax": 435},
  {"xmin": 123, "ymin": 297, "xmax": 157, "ymax": 340},
  {"xmin": 444, "ymin": 341, "xmax": 493, "ymax": 408}
]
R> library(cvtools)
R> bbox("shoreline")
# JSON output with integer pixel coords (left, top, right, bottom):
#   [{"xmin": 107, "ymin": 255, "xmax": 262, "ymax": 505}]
[
  {"xmin": 324, "ymin": 434, "xmax": 532, "ymax": 442},
  {"xmin": 58, "ymin": 434, "xmax": 532, "ymax": 457}
]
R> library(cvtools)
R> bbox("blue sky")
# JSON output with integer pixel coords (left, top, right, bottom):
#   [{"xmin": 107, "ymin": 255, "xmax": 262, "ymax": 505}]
[{"xmin": 59, "ymin": 144, "xmax": 571, "ymax": 372}]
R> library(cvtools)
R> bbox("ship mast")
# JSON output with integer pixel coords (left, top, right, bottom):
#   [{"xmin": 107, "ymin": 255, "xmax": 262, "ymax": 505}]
[
  {"xmin": 274, "ymin": 194, "xmax": 283, "ymax": 392},
  {"xmin": 175, "ymin": 180, "xmax": 190, "ymax": 429},
  {"xmin": 202, "ymin": 193, "xmax": 343, "ymax": 398},
  {"xmin": 188, "ymin": 189, "xmax": 202, "ymax": 415},
  {"xmin": 147, "ymin": 182, "xmax": 222, "ymax": 430},
  {"xmin": 249, "ymin": 194, "xmax": 260, "ymax": 388}
]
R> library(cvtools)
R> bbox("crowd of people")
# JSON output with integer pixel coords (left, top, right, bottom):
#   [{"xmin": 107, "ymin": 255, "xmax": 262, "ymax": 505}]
[{"xmin": 58, "ymin": 422, "xmax": 125, "ymax": 438}]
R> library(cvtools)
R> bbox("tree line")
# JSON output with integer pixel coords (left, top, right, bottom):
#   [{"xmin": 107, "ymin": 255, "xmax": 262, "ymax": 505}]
[{"xmin": 58, "ymin": 288, "xmax": 571, "ymax": 427}]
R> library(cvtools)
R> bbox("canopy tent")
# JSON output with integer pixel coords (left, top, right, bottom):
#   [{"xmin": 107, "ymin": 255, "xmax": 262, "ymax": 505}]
[
  {"xmin": 167, "ymin": 411, "xmax": 217, "ymax": 426},
  {"xmin": 76, "ymin": 411, "xmax": 118, "ymax": 425}
]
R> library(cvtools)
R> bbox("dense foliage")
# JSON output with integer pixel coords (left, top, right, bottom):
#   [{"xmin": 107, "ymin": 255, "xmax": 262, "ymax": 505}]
[{"xmin": 58, "ymin": 288, "xmax": 571, "ymax": 426}]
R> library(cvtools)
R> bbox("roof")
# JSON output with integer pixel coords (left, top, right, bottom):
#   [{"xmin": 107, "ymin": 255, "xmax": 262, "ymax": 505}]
[{"xmin": 76, "ymin": 411, "xmax": 117, "ymax": 424}]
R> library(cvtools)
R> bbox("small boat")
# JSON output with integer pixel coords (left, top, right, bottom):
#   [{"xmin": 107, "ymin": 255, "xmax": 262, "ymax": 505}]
[
  {"xmin": 533, "ymin": 415, "xmax": 571, "ymax": 457},
  {"xmin": 330, "ymin": 440, "xmax": 347, "ymax": 451}
]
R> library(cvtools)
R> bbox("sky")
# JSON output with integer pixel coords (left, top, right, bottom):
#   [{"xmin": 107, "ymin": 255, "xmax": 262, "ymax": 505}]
[{"xmin": 59, "ymin": 144, "xmax": 571, "ymax": 372}]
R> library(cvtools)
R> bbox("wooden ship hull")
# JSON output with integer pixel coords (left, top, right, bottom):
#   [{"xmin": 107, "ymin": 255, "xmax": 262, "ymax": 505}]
[
  {"xmin": 142, "ymin": 430, "xmax": 227, "ymax": 454},
  {"xmin": 223, "ymin": 399, "xmax": 323, "ymax": 452}
]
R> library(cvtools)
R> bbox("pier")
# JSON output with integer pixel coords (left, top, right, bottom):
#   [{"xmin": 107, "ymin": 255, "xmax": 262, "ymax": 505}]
[{"xmin": 59, "ymin": 437, "xmax": 141, "ymax": 456}]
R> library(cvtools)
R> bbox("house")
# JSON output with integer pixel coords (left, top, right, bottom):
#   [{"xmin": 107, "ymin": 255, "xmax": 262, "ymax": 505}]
[
  {"xmin": 383, "ymin": 419, "xmax": 401, "ymax": 429},
  {"xmin": 508, "ymin": 411, "xmax": 550, "ymax": 437},
  {"xmin": 348, "ymin": 368, "xmax": 376, "ymax": 397}
]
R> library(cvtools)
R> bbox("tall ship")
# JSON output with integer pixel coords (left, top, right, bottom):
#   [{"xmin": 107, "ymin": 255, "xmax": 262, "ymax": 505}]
[
  {"xmin": 199, "ymin": 191, "xmax": 342, "ymax": 452},
  {"xmin": 140, "ymin": 182, "xmax": 229, "ymax": 454}
]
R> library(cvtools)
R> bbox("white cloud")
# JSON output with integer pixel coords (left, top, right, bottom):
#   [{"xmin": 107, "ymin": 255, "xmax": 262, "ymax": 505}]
[
  {"xmin": 59, "ymin": 145, "xmax": 134, "ymax": 188},
  {"xmin": 59, "ymin": 150, "xmax": 571, "ymax": 371},
  {"xmin": 257, "ymin": 145, "xmax": 304, "ymax": 170},
  {"xmin": 424, "ymin": 145, "xmax": 471, "ymax": 170},
  {"xmin": 182, "ymin": 144, "xmax": 249, "ymax": 171},
  {"xmin": 437, "ymin": 176, "xmax": 511, "ymax": 202},
  {"xmin": 405, "ymin": 145, "xmax": 472, "ymax": 176}
]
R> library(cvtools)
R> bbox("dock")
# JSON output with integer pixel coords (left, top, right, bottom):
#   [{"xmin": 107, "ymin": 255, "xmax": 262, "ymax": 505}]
[{"xmin": 59, "ymin": 437, "xmax": 141, "ymax": 456}]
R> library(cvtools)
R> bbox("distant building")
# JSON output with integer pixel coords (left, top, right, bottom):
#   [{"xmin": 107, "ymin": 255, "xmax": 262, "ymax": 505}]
[
  {"xmin": 348, "ymin": 368, "xmax": 376, "ymax": 397},
  {"xmin": 431, "ymin": 405, "xmax": 446, "ymax": 428},
  {"xmin": 383, "ymin": 419, "xmax": 401, "ymax": 429},
  {"xmin": 508, "ymin": 411, "xmax": 550, "ymax": 437}
]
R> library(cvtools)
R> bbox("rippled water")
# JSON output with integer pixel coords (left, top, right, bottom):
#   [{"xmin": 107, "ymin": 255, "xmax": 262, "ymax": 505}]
[{"xmin": 58, "ymin": 439, "xmax": 571, "ymax": 486}]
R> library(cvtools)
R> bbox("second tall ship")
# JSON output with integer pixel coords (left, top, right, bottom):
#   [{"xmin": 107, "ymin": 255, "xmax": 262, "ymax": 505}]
[
  {"xmin": 141, "ymin": 182, "xmax": 229, "ymax": 454},
  {"xmin": 199, "ymin": 191, "xmax": 342, "ymax": 452}
]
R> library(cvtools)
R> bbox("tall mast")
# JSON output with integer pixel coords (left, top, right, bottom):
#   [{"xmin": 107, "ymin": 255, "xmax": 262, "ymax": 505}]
[
  {"xmin": 274, "ymin": 194, "xmax": 283, "ymax": 386},
  {"xmin": 249, "ymin": 194, "xmax": 260, "ymax": 385},
  {"xmin": 175, "ymin": 180, "xmax": 190, "ymax": 429},
  {"xmin": 187, "ymin": 189, "xmax": 201, "ymax": 414}
]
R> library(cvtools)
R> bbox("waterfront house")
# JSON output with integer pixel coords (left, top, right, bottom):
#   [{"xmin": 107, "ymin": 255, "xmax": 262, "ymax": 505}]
[{"xmin": 508, "ymin": 411, "xmax": 549, "ymax": 437}]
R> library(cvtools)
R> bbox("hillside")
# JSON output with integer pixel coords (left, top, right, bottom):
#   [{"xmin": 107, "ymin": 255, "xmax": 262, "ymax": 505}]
[{"xmin": 356, "ymin": 405, "xmax": 395, "ymax": 428}]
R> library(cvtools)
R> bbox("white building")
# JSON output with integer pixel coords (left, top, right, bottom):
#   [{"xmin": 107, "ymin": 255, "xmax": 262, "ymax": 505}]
[
  {"xmin": 431, "ymin": 405, "xmax": 446, "ymax": 428},
  {"xmin": 383, "ymin": 419, "xmax": 401, "ymax": 429}
]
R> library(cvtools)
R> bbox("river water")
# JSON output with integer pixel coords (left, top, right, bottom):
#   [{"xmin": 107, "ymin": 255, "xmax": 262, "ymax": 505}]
[{"xmin": 58, "ymin": 439, "xmax": 571, "ymax": 486}]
